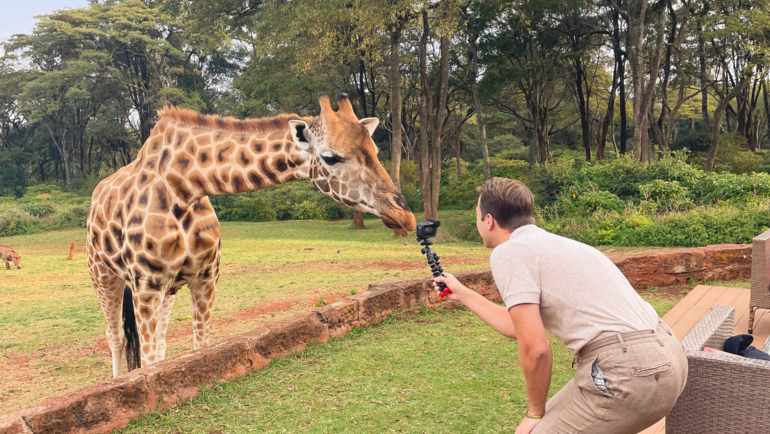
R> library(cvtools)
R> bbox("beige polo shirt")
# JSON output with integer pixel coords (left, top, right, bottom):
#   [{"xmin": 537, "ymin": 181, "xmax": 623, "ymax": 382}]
[{"xmin": 490, "ymin": 224, "xmax": 659, "ymax": 353}]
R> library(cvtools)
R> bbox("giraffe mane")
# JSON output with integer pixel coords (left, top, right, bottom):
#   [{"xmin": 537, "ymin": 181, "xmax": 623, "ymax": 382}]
[{"xmin": 157, "ymin": 106, "xmax": 315, "ymax": 135}]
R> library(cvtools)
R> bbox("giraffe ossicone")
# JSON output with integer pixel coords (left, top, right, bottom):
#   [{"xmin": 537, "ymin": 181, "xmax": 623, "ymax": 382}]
[{"xmin": 86, "ymin": 92, "xmax": 416, "ymax": 377}]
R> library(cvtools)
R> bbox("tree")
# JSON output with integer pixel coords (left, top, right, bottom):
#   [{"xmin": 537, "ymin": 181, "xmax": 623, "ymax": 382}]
[
  {"xmin": 484, "ymin": 0, "xmax": 569, "ymax": 166},
  {"xmin": 459, "ymin": 0, "xmax": 495, "ymax": 179},
  {"xmin": 418, "ymin": 5, "xmax": 452, "ymax": 220},
  {"xmin": 615, "ymin": 0, "xmax": 668, "ymax": 162}
]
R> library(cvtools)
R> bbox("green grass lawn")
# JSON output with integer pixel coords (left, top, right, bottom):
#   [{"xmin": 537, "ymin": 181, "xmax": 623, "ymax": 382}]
[
  {"xmin": 121, "ymin": 291, "xmax": 680, "ymax": 434},
  {"xmin": 0, "ymin": 212, "xmax": 494, "ymax": 414},
  {"xmin": 0, "ymin": 210, "xmax": 743, "ymax": 418}
]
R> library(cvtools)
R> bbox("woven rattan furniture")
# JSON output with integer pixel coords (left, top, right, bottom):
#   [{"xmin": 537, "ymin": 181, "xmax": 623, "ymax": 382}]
[
  {"xmin": 666, "ymin": 305, "xmax": 770, "ymax": 434},
  {"xmin": 749, "ymin": 229, "xmax": 770, "ymax": 334}
]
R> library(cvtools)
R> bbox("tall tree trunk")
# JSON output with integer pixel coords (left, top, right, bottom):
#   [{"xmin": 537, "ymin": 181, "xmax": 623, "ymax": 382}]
[
  {"xmin": 598, "ymin": 63, "xmax": 619, "ymax": 160},
  {"xmin": 706, "ymin": 76, "xmax": 750, "ymax": 172},
  {"xmin": 388, "ymin": 26, "xmax": 403, "ymax": 191},
  {"xmin": 628, "ymin": 0, "xmax": 666, "ymax": 162},
  {"xmin": 466, "ymin": 24, "xmax": 490, "ymax": 180},
  {"xmin": 389, "ymin": 25, "xmax": 406, "ymax": 236},
  {"xmin": 697, "ymin": 19, "xmax": 710, "ymax": 131},
  {"xmin": 418, "ymin": 10, "xmax": 431, "ymax": 221},
  {"xmin": 757, "ymin": 80, "xmax": 770, "ymax": 148},
  {"xmin": 353, "ymin": 211, "xmax": 365, "ymax": 229},
  {"xmin": 46, "ymin": 124, "xmax": 70, "ymax": 187},
  {"xmin": 417, "ymin": 8, "xmax": 450, "ymax": 220},
  {"xmin": 428, "ymin": 32, "xmax": 450, "ymax": 220},
  {"xmin": 455, "ymin": 134, "xmax": 462, "ymax": 177},
  {"xmin": 357, "ymin": 60, "xmax": 368, "ymax": 118},
  {"xmin": 574, "ymin": 56, "xmax": 591, "ymax": 161},
  {"xmin": 612, "ymin": 4, "xmax": 628, "ymax": 154},
  {"xmin": 87, "ymin": 136, "xmax": 95, "ymax": 177}
]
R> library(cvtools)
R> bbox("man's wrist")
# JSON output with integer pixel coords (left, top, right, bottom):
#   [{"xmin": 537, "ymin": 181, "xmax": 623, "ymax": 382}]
[{"xmin": 525, "ymin": 408, "xmax": 544, "ymax": 419}]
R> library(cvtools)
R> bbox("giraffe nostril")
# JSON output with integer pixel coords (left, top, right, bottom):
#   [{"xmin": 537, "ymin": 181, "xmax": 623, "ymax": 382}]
[{"xmin": 392, "ymin": 193, "xmax": 411, "ymax": 212}]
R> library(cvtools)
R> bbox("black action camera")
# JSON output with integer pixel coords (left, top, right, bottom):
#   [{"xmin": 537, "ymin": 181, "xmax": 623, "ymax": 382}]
[
  {"xmin": 415, "ymin": 218, "xmax": 451, "ymax": 297},
  {"xmin": 416, "ymin": 218, "xmax": 441, "ymax": 240}
]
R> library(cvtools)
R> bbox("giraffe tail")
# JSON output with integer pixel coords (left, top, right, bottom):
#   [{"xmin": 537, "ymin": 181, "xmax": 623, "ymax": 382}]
[{"xmin": 122, "ymin": 285, "xmax": 141, "ymax": 371}]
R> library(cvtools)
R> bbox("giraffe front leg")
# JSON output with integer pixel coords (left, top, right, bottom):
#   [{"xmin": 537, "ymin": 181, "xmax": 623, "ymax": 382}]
[
  {"xmin": 133, "ymin": 289, "xmax": 163, "ymax": 367},
  {"xmin": 155, "ymin": 291, "xmax": 177, "ymax": 362},
  {"xmin": 189, "ymin": 277, "xmax": 217, "ymax": 350}
]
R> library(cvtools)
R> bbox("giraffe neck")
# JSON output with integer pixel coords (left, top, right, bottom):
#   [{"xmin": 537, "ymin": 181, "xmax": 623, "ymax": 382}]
[{"xmin": 140, "ymin": 118, "xmax": 314, "ymax": 206}]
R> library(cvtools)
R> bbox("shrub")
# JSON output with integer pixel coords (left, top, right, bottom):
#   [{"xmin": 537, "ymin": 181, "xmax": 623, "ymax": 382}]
[
  {"xmin": 293, "ymin": 200, "xmax": 326, "ymax": 220},
  {"xmin": 555, "ymin": 191, "xmax": 626, "ymax": 215},
  {"xmin": 209, "ymin": 195, "xmax": 277, "ymax": 222},
  {"xmin": 54, "ymin": 204, "xmax": 90, "ymax": 229},
  {"xmin": 21, "ymin": 201, "xmax": 55, "ymax": 217},
  {"xmin": 671, "ymin": 131, "xmax": 711, "ymax": 153},
  {"xmin": 638, "ymin": 180, "xmax": 693, "ymax": 212},
  {"xmin": 0, "ymin": 209, "xmax": 40, "ymax": 237},
  {"xmin": 458, "ymin": 210, "xmax": 482, "ymax": 243}
]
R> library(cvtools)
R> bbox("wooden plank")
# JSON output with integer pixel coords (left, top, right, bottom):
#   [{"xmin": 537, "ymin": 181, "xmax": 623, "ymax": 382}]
[
  {"xmin": 731, "ymin": 289, "xmax": 754, "ymax": 334},
  {"xmin": 661, "ymin": 285, "xmax": 712, "ymax": 327},
  {"xmin": 670, "ymin": 286, "xmax": 732, "ymax": 339},
  {"xmin": 711, "ymin": 286, "xmax": 746, "ymax": 311}
]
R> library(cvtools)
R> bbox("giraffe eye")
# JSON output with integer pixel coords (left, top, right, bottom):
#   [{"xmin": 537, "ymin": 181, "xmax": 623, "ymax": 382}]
[{"xmin": 321, "ymin": 155, "xmax": 342, "ymax": 165}]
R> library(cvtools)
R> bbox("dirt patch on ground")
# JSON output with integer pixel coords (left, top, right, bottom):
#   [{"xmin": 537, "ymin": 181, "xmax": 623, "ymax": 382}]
[
  {"xmin": 219, "ymin": 257, "xmax": 487, "ymax": 278},
  {"xmin": 232, "ymin": 300, "xmax": 297, "ymax": 319},
  {"xmin": 284, "ymin": 256, "xmax": 487, "ymax": 274}
]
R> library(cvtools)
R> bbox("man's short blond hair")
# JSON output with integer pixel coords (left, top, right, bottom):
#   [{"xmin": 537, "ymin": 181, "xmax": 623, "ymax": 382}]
[{"xmin": 476, "ymin": 177, "xmax": 535, "ymax": 231}]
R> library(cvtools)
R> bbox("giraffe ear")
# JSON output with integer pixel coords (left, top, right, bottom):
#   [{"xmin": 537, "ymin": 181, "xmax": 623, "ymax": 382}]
[
  {"xmin": 288, "ymin": 120, "xmax": 313, "ymax": 152},
  {"xmin": 359, "ymin": 118, "xmax": 379, "ymax": 137}
]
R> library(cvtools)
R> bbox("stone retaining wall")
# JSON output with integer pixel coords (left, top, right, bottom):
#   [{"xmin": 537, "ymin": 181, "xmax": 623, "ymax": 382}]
[{"xmin": 0, "ymin": 243, "xmax": 752, "ymax": 433}]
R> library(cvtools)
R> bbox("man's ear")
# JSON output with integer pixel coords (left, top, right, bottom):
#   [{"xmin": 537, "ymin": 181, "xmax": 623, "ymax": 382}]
[
  {"xmin": 486, "ymin": 214, "xmax": 495, "ymax": 231},
  {"xmin": 359, "ymin": 118, "xmax": 379, "ymax": 136},
  {"xmin": 288, "ymin": 120, "xmax": 313, "ymax": 151}
]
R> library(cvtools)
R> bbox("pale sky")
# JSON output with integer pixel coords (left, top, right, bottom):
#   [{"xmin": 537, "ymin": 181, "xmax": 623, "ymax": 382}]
[{"xmin": 0, "ymin": 0, "xmax": 90, "ymax": 43}]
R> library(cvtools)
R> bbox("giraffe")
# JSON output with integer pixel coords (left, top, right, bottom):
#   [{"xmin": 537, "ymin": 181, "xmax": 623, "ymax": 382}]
[{"xmin": 87, "ymin": 93, "xmax": 417, "ymax": 377}]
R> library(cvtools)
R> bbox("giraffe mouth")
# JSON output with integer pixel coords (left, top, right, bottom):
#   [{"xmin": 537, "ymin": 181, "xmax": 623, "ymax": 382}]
[{"xmin": 381, "ymin": 216, "xmax": 398, "ymax": 229}]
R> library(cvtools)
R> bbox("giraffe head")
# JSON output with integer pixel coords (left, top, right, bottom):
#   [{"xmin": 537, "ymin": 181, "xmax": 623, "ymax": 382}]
[{"xmin": 288, "ymin": 93, "xmax": 416, "ymax": 232}]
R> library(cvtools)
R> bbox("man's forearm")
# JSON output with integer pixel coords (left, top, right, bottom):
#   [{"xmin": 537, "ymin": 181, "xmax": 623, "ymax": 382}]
[
  {"xmin": 521, "ymin": 345, "xmax": 552, "ymax": 415},
  {"xmin": 457, "ymin": 289, "xmax": 517, "ymax": 339}
]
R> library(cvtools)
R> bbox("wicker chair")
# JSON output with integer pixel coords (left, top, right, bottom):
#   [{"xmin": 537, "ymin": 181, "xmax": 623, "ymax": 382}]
[
  {"xmin": 749, "ymin": 229, "xmax": 770, "ymax": 334},
  {"xmin": 666, "ymin": 305, "xmax": 770, "ymax": 434}
]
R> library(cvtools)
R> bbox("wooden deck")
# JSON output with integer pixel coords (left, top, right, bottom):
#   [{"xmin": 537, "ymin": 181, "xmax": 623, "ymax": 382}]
[{"xmin": 638, "ymin": 285, "xmax": 770, "ymax": 434}]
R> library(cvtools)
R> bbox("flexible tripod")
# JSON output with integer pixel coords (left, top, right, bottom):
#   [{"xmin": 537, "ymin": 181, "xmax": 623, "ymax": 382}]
[{"xmin": 418, "ymin": 237, "xmax": 452, "ymax": 298}]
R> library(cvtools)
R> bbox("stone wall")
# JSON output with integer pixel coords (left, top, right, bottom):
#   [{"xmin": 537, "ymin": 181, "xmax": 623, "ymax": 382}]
[{"xmin": 0, "ymin": 243, "xmax": 752, "ymax": 434}]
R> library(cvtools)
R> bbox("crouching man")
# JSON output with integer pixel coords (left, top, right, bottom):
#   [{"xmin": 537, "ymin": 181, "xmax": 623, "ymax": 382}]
[{"xmin": 435, "ymin": 178, "xmax": 687, "ymax": 434}]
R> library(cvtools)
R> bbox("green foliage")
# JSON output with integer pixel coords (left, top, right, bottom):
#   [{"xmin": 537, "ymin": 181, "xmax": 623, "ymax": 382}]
[
  {"xmin": 0, "ymin": 209, "xmax": 40, "ymax": 237},
  {"xmin": 20, "ymin": 201, "xmax": 54, "ymax": 217},
  {"xmin": 439, "ymin": 158, "xmax": 528, "ymax": 210},
  {"xmin": 211, "ymin": 180, "xmax": 353, "ymax": 223},
  {"xmin": 209, "ymin": 195, "xmax": 277, "ymax": 222},
  {"xmin": 0, "ymin": 186, "xmax": 91, "ymax": 236},
  {"xmin": 53, "ymin": 204, "xmax": 90, "ymax": 229},
  {"xmin": 554, "ymin": 190, "xmax": 626, "ymax": 215},
  {"xmin": 638, "ymin": 180, "xmax": 694, "ymax": 212},
  {"xmin": 714, "ymin": 133, "xmax": 763, "ymax": 174},
  {"xmin": 458, "ymin": 209, "xmax": 482, "ymax": 243},
  {"xmin": 671, "ymin": 131, "xmax": 711, "ymax": 153},
  {"xmin": 452, "ymin": 154, "xmax": 770, "ymax": 248},
  {"xmin": 313, "ymin": 295, "xmax": 328, "ymax": 307}
]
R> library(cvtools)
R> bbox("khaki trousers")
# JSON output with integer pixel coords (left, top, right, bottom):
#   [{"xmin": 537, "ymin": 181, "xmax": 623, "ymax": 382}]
[{"xmin": 532, "ymin": 322, "xmax": 688, "ymax": 434}]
